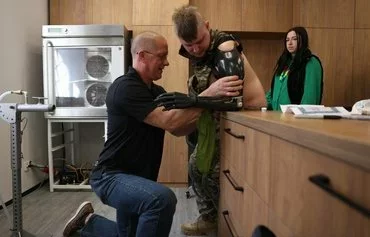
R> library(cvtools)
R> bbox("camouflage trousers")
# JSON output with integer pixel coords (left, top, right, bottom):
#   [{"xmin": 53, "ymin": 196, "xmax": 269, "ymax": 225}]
[{"xmin": 188, "ymin": 148, "xmax": 220, "ymax": 222}]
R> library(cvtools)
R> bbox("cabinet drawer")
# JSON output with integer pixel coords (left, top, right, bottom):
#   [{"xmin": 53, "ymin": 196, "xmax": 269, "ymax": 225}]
[
  {"xmin": 219, "ymin": 157, "xmax": 271, "ymax": 237},
  {"xmin": 242, "ymin": 184, "xmax": 269, "ymax": 237},
  {"xmin": 221, "ymin": 119, "xmax": 249, "ymax": 177},
  {"xmin": 270, "ymin": 137, "xmax": 370, "ymax": 237},
  {"xmin": 268, "ymin": 210, "xmax": 294, "ymax": 237},
  {"xmin": 221, "ymin": 119, "xmax": 271, "ymax": 203},
  {"xmin": 219, "ymin": 159, "xmax": 246, "ymax": 236}
]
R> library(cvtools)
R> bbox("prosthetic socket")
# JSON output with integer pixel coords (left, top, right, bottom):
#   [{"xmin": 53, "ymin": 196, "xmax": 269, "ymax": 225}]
[{"xmin": 155, "ymin": 47, "xmax": 244, "ymax": 111}]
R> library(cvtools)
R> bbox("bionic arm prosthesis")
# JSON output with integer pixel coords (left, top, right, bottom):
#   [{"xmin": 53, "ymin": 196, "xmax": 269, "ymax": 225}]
[
  {"xmin": 155, "ymin": 92, "xmax": 243, "ymax": 111},
  {"xmin": 155, "ymin": 47, "xmax": 244, "ymax": 111}
]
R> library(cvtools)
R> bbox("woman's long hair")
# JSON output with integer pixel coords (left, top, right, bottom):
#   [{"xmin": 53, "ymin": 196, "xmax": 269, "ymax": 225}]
[{"xmin": 274, "ymin": 26, "xmax": 312, "ymax": 76}]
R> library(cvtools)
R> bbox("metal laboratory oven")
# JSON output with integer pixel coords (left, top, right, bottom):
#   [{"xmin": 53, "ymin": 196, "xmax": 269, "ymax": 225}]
[{"xmin": 42, "ymin": 25, "xmax": 130, "ymax": 191}]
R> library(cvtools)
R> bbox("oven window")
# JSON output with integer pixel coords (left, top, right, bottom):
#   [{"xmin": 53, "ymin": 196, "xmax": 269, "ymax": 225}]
[{"xmin": 53, "ymin": 47, "xmax": 112, "ymax": 107}]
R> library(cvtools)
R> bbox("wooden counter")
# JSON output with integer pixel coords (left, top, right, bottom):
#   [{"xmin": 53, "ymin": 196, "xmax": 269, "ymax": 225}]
[
  {"xmin": 218, "ymin": 111, "xmax": 370, "ymax": 237},
  {"xmin": 223, "ymin": 111, "xmax": 370, "ymax": 172}
]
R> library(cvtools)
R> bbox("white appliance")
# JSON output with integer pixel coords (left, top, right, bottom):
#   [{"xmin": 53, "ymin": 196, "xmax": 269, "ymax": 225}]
[{"xmin": 42, "ymin": 24, "xmax": 130, "ymax": 118}]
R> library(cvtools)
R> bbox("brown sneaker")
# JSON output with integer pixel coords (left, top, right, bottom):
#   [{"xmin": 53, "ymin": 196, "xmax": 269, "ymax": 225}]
[
  {"xmin": 180, "ymin": 217, "xmax": 217, "ymax": 236},
  {"xmin": 63, "ymin": 201, "xmax": 94, "ymax": 237}
]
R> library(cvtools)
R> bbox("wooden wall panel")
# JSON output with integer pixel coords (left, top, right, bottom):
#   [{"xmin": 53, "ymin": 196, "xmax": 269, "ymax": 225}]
[
  {"xmin": 190, "ymin": 0, "xmax": 242, "ymax": 31},
  {"xmin": 293, "ymin": 0, "xmax": 354, "ymax": 28},
  {"xmin": 49, "ymin": 0, "xmax": 92, "ymax": 25},
  {"xmin": 132, "ymin": 0, "xmax": 188, "ymax": 26},
  {"xmin": 352, "ymin": 29, "xmax": 370, "ymax": 103},
  {"xmin": 50, "ymin": 0, "xmax": 132, "ymax": 28},
  {"xmin": 355, "ymin": 0, "xmax": 370, "ymax": 29},
  {"xmin": 240, "ymin": 38, "xmax": 284, "ymax": 92},
  {"xmin": 308, "ymin": 29, "xmax": 354, "ymax": 107},
  {"xmin": 132, "ymin": 26, "xmax": 188, "ymax": 183},
  {"xmin": 241, "ymin": 0, "xmax": 292, "ymax": 32},
  {"xmin": 90, "ymin": 0, "xmax": 132, "ymax": 30}
]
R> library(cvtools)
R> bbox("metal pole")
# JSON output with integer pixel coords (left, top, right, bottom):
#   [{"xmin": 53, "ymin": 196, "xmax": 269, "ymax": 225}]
[
  {"xmin": 0, "ymin": 91, "xmax": 55, "ymax": 237},
  {"xmin": 10, "ymin": 111, "xmax": 22, "ymax": 237}
]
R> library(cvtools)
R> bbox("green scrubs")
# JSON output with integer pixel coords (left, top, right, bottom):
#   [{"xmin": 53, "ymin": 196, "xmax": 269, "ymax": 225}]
[{"xmin": 266, "ymin": 56, "xmax": 322, "ymax": 111}]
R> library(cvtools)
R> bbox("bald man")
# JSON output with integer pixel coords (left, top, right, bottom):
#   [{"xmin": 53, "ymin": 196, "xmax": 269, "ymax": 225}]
[{"xmin": 62, "ymin": 32, "xmax": 242, "ymax": 237}]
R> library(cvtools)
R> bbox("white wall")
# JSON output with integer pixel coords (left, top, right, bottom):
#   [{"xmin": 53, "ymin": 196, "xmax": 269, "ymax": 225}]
[{"xmin": 0, "ymin": 1, "xmax": 49, "ymax": 202}]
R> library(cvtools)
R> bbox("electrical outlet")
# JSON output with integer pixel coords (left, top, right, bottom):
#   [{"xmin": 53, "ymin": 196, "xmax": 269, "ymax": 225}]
[{"xmin": 23, "ymin": 160, "xmax": 31, "ymax": 172}]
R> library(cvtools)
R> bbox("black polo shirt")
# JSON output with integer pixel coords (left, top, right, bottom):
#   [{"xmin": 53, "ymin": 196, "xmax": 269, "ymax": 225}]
[{"xmin": 97, "ymin": 67, "xmax": 166, "ymax": 181}]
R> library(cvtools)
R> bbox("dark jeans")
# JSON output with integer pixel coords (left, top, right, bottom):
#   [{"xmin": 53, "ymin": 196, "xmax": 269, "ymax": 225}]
[{"xmin": 80, "ymin": 170, "xmax": 177, "ymax": 237}]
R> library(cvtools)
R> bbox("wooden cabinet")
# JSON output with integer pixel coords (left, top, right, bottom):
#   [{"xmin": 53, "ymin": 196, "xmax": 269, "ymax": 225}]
[
  {"xmin": 190, "ymin": 0, "xmax": 242, "ymax": 31},
  {"xmin": 355, "ymin": 0, "xmax": 370, "ymax": 28},
  {"xmin": 219, "ymin": 111, "xmax": 370, "ymax": 237},
  {"xmin": 133, "ymin": 0, "xmax": 188, "ymax": 26},
  {"xmin": 293, "ymin": 0, "xmax": 354, "ymax": 28},
  {"xmin": 307, "ymin": 28, "xmax": 354, "ymax": 106},
  {"xmin": 352, "ymin": 29, "xmax": 370, "ymax": 104},
  {"xmin": 241, "ymin": 0, "xmax": 292, "ymax": 32},
  {"xmin": 50, "ymin": 0, "xmax": 133, "ymax": 28},
  {"xmin": 50, "ymin": 0, "xmax": 92, "ymax": 24},
  {"xmin": 219, "ymin": 118, "xmax": 271, "ymax": 236},
  {"xmin": 222, "ymin": 119, "xmax": 270, "ymax": 203},
  {"xmin": 270, "ymin": 137, "xmax": 370, "ymax": 237},
  {"xmin": 191, "ymin": 0, "xmax": 292, "ymax": 32}
]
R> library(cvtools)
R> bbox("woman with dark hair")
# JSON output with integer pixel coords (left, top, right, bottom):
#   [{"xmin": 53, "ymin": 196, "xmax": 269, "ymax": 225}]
[{"xmin": 266, "ymin": 26, "xmax": 323, "ymax": 111}]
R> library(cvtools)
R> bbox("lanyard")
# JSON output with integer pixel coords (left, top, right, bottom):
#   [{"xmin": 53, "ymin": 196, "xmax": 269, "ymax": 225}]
[{"xmin": 279, "ymin": 66, "xmax": 290, "ymax": 81}]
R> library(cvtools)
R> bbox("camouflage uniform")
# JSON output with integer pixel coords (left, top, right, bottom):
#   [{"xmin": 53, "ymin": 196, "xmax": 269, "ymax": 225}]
[{"xmin": 179, "ymin": 29, "xmax": 237, "ymax": 222}]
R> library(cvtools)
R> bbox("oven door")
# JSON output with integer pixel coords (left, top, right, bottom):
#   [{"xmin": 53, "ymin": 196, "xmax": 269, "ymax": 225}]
[{"xmin": 43, "ymin": 37, "xmax": 124, "ymax": 118}]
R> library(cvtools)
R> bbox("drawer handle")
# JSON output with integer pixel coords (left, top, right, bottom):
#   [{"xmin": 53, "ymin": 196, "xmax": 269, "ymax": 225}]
[
  {"xmin": 224, "ymin": 128, "xmax": 245, "ymax": 140},
  {"xmin": 223, "ymin": 169, "xmax": 244, "ymax": 192},
  {"xmin": 222, "ymin": 210, "xmax": 237, "ymax": 237},
  {"xmin": 309, "ymin": 174, "xmax": 370, "ymax": 218}
]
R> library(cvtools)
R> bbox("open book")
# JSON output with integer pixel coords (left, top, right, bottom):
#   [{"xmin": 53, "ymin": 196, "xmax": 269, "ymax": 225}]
[{"xmin": 281, "ymin": 104, "xmax": 370, "ymax": 120}]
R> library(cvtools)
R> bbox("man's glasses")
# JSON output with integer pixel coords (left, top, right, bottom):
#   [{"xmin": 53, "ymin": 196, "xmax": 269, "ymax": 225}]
[{"xmin": 140, "ymin": 50, "xmax": 168, "ymax": 61}]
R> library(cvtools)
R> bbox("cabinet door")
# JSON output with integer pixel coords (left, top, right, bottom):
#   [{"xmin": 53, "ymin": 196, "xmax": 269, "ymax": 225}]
[
  {"xmin": 191, "ymin": 0, "xmax": 242, "ymax": 31},
  {"xmin": 221, "ymin": 119, "xmax": 271, "ymax": 204},
  {"xmin": 270, "ymin": 137, "xmax": 370, "ymax": 237},
  {"xmin": 221, "ymin": 119, "xmax": 250, "ymax": 178},
  {"xmin": 133, "ymin": 0, "xmax": 188, "ymax": 25},
  {"xmin": 49, "ymin": 0, "xmax": 132, "ymax": 28},
  {"xmin": 242, "ymin": 183, "xmax": 269, "ymax": 237},
  {"xmin": 50, "ymin": 0, "xmax": 92, "ymax": 24},
  {"xmin": 90, "ymin": 0, "xmax": 132, "ymax": 29},
  {"xmin": 245, "ymin": 129, "xmax": 270, "ymax": 204},
  {"xmin": 293, "ymin": 0, "xmax": 354, "ymax": 28},
  {"xmin": 241, "ymin": 0, "xmax": 292, "ymax": 32},
  {"xmin": 219, "ymin": 158, "xmax": 246, "ymax": 236}
]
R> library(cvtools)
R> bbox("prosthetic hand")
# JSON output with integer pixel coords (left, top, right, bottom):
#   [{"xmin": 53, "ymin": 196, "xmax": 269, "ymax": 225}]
[
  {"xmin": 155, "ymin": 92, "xmax": 243, "ymax": 111},
  {"xmin": 213, "ymin": 47, "xmax": 244, "ymax": 80}
]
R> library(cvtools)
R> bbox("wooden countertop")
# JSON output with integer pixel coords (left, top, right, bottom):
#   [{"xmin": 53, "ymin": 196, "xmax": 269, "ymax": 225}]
[{"xmin": 223, "ymin": 111, "xmax": 370, "ymax": 172}]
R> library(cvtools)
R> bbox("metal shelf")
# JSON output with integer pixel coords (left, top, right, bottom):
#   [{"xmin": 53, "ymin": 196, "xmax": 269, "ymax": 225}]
[{"xmin": 47, "ymin": 118, "xmax": 107, "ymax": 192}]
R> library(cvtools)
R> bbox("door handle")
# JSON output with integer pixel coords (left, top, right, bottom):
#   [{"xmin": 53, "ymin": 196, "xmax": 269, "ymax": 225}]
[
  {"xmin": 309, "ymin": 174, "xmax": 370, "ymax": 218},
  {"xmin": 222, "ymin": 169, "xmax": 244, "ymax": 192},
  {"xmin": 224, "ymin": 128, "xmax": 245, "ymax": 140},
  {"xmin": 222, "ymin": 210, "xmax": 237, "ymax": 237}
]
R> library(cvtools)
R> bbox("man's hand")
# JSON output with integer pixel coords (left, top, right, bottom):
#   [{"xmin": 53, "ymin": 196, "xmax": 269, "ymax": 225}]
[
  {"xmin": 155, "ymin": 92, "xmax": 196, "ymax": 111},
  {"xmin": 200, "ymin": 75, "xmax": 243, "ymax": 97}
]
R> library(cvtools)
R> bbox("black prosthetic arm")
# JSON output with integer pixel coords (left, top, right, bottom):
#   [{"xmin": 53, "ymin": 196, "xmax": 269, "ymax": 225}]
[{"xmin": 154, "ymin": 92, "xmax": 243, "ymax": 111}]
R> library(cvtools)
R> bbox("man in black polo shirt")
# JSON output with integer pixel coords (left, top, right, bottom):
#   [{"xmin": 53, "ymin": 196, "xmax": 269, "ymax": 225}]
[{"xmin": 62, "ymin": 31, "xmax": 243, "ymax": 237}]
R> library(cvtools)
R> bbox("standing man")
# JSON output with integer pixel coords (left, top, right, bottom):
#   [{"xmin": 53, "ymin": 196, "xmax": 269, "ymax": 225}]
[
  {"xmin": 168, "ymin": 5, "xmax": 266, "ymax": 236},
  {"xmin": 62, "ymin": 31, "xmax": 243, "ymax": 237}
]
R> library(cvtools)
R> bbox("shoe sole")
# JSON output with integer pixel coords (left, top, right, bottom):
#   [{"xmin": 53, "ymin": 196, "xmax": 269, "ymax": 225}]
[{"xmin": 62, "ymin": 201, "xmax": 93, "ymax": 236}]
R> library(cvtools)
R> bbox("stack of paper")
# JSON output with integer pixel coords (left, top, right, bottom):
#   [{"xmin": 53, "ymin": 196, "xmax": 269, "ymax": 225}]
[{"xmin": 280, "ymin": 104, "xmax": 370, "ymax": 120}]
